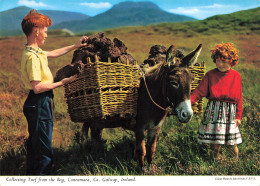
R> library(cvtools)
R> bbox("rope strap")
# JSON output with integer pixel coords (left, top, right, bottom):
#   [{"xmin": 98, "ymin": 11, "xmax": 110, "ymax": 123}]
[{"xmin": 138, "ymin": 67, "xmax": 171, "ymax": 112}]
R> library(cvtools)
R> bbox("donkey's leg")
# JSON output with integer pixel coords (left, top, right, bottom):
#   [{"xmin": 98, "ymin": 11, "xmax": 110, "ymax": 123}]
[
  {"xmin": 82, "ymin": 122, "xmax": 103, "ymax": 142},
  {"xmin": 146, "ymin": 126, "xmax": 161, "ymax": 165},
  {"xmin": 91, "ymin": 127, "xmax": 103, "ymax": 142},
  {"xmin": 82, "ymin": 122, "xmax": 90, "ymax": 139},
  {"xmin": 135, "ymin": 129, "xmax": 146, "ymax": 168}
]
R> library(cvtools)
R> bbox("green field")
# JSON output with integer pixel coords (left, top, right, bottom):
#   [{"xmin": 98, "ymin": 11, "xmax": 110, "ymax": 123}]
[{"xmin": 0, "ymin": 17, "xmax": 259, "ymax": 175}]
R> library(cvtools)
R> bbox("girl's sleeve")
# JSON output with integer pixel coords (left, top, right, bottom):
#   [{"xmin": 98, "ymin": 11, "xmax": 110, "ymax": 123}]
[
  {"xmin": 191, "ymin": 72, "xmax": 209, "ymax": 104},
  {"xmin": 236, "ymin": 74, "xmax": 243, "ymax": 120}
]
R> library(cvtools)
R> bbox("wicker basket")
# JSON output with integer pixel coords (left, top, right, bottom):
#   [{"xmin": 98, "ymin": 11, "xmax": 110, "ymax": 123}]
[
  {"xmin": 64, "ymin": 56, "xmax": 140, "ymax": 122},
  {"xmin": 64, "ymin": 58, "xmax": 206, "ymax": 123},
  {"xmin": 188, "ymin": 61, "xmax": 206, "ymax": 114}
]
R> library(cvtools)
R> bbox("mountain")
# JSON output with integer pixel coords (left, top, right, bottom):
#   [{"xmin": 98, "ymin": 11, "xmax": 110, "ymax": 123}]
[
  {"xmin": 39, "ymin": 10, "xmax": 90, "ymax": 25},
  {"xmin": 0, "ymin": 6, "xmax": 90, "ymax": 36},
  {"xmin": 51, "ymin": 1, "xmax": 196, "ymax": 33}
]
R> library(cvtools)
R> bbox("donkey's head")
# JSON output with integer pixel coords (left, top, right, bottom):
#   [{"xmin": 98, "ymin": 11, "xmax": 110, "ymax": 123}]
[{"xmin": 165, "ymin": 44, "xmax": 202, "ymax": 123}]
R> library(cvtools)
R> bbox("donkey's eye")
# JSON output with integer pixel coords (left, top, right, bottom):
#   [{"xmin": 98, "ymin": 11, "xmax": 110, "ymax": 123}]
[
  {"xmin": 174, "ymin": 57, "xmax": 181, "ymax": 64},
  {"xmin": 170, "ymin": 81, "xmax": 179, "ymax": 89}
]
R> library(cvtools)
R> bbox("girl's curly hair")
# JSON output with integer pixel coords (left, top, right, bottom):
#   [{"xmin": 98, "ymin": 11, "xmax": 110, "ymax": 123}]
[
  {"xmin": 211, "ymin": 43, "xmax": 239, "ymax": 67},
  {"xmin": 21, "ymin": 9, "xmax": 52, "ymax": 36}
]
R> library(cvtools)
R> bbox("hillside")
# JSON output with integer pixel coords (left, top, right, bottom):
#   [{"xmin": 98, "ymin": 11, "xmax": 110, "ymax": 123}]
[
  {"xmin": 146, "ymin": 7, "xmax": 260, "ymax": 36},
  {"xmin": 51, "ymin": 1, "xmax": 196, "ymax": 33},
  {"xmin": 0, "ymin": 6, "xmax": 90, "ymax": 36}
]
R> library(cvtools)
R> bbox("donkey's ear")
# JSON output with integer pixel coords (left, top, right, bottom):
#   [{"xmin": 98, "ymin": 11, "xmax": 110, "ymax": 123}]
[
  {"xmin": 180, "ymin": 44, "xmax": 202, "ymax": 67},
  {"xmin": 166, "ymin": 45, "xmax": 176, "ymax": 67}
]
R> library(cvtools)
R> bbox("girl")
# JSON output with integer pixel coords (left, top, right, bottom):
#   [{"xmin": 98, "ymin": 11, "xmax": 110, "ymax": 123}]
[{"xmin": 191, "ymin": 43, "xmax": 242, "ymax": 160}]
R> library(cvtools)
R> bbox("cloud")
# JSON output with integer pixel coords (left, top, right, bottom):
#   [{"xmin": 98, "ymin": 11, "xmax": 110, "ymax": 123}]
[
  {"xmin": 18, "ymin": 0, "xmax": 48, "ymax": 7},
  {"xmin": 80, "ymin": 2, "xmax": 112, "ymax": 9},
  {"xmin": 198, "ymin": 3, "xmax": 230, "ymax": 9},
  {"xmin": 170, "ymin": 7, "xmax": 200, "ymax": 15},
  {"xmin": 168, "ymin": 4, "xmax": 237, "ymax": 19}
]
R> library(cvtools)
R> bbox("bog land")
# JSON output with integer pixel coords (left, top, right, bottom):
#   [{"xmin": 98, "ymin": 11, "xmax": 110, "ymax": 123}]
[{"xmin": 0, "ymin": 12, "xmax": 259, "ymax": 175}]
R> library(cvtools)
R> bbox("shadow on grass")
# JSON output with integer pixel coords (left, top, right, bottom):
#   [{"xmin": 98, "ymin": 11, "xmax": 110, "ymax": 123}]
[
  {"xmin": 0, "ymin": 145, "xmax": 27, "ymax": 175},
  {"xmin": 52, "ymin": 135, "xmax": 138, "ymax": 175},
  {"xmin": 0, "ymin": 136, "xmax": 137, "ymax": 175}
]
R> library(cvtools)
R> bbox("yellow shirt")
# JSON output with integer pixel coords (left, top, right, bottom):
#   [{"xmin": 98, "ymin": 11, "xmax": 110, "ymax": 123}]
[{"xmin": 21, "ymin": 46, "xmax": 53, "ymax": 90}]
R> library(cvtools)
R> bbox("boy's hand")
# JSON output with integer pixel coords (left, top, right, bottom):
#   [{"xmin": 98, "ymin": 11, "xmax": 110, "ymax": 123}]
[
  {"xmin": 61, "ymin": 75, "xmax": 78, "ymax": 85},
  {"xmin": 75, "ymin": 36, "xmax": 88, "ymax": 48}
]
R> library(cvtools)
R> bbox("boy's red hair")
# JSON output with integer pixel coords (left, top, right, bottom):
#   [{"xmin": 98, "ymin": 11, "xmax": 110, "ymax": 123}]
[
  {"xmin": 211, "ymin": 43, "xmax": 239, "ymax": 67},
  {"xmin": 21, "ymin": 9, "xmax": 52, "ymax": 36}
]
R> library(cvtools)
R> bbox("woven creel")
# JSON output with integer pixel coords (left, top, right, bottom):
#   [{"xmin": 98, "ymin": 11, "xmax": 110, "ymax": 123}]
[
  {"xmin": 188, "ymin": 61, "xmax": 206, "ymax": 114},
  {"xmin": 64, "ymin": 58, "xmax": 206, "ymax": 123},
  {"xmin": 64, "ymin": 56, "xmax": 140, "ymax": 122}
]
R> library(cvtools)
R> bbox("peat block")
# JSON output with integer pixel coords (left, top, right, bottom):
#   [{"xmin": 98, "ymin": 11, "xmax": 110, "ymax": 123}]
[{"xmin": 54, "ymin": 32, "xmax": 136, "ymax": 82}]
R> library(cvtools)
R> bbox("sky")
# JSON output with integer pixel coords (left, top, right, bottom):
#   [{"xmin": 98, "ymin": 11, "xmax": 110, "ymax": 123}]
[{"xmin": 0, "ymin": 0, "xmax": 259, "ymax": 20}]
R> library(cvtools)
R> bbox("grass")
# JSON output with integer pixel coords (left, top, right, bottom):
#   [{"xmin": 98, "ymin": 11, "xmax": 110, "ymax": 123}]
[{"xmin": 0, "ymin": 25, "xmax": 259, "ymax": 176}]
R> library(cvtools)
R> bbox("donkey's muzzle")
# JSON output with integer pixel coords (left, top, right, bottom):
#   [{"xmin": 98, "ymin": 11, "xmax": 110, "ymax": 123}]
[
  {"xmin": 176, "ymin": 100, "xmax": 193, "ymax": 123},
  {"xmin": 179, "ymin": 110, "xmax": 193, "ymax": 123}
]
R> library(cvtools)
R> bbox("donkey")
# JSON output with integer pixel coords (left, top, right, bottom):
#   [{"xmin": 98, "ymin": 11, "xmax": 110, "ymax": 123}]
[
  {"xmin": 82, "ymin": 44, "xmax": 202, "ymax": 169},
  {"xmin": 134, "ymin": 44, "xmax": 202, "ymax": 168}
]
